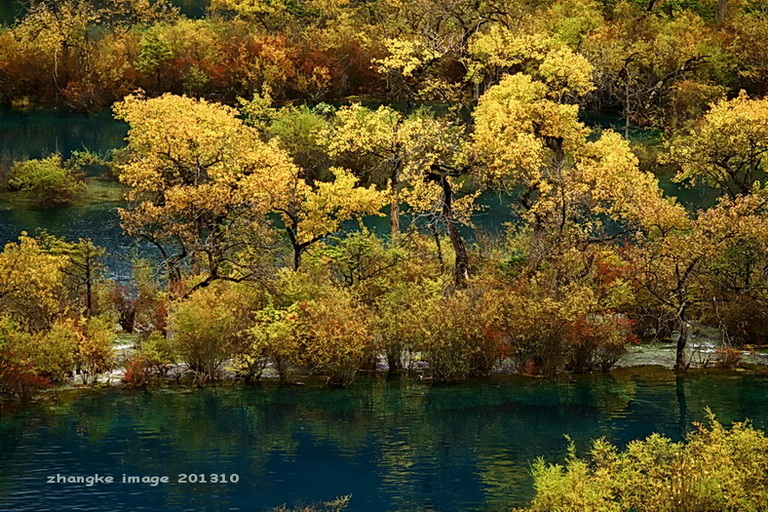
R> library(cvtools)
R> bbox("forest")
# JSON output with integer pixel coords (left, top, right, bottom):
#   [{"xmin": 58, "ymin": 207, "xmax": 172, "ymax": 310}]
[{"xmin": 1, "ymin": 0, "xmax": 768, "ymax": 510}]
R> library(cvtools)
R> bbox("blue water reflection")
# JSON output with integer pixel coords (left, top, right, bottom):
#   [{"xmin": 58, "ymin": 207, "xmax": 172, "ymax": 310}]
[{"xmin": 1, "ymin": 368, "xmax": 766, "ymax": 511}]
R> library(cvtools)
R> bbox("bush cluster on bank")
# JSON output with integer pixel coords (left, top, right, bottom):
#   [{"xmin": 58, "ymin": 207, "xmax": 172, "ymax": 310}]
[{"xmin": 518, "ymin": 414, "xmax": 768, "ymax": 512}]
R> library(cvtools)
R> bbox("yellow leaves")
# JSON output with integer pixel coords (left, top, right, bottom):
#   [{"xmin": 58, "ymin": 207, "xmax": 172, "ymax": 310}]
[
  {"xmin": 538, "ymin": 47, "xmax": 595, "ymax": 98},
  {"xmin": 114, "ymin": 93, "xmax": 299, "ymax": 239},
  {"xmin": 374, "ymin": 38, "xmax": 441, "ymax": 77},
  {"xmin": 474, "ymin": 74, "xmax": 682, "ymax": 238},
  {"xmin": 325, "ymin": 104, "xmax": 402, "ymax": 156},
  {"xmin": 666, "ymin": 92, "xmax": 768, "ymax": 197},
  {"xmin": 298, "ymin": 286, "xmax": 373, "ymax": 384},
  {"xmin": 578, "ymin": 130, "xmax": 688, "ymax": 233},
  {"xmin": 696, "ymin": 194, "xmax": 768, "ymax": 249},
  {"xmin": 170, "ymin": 283, "xmax": 244, "ymax": 377},
  {"xmin": 327, "ymin": 104, "xmax": 477, "ymax": 224},
  {"xmin": 467, "ymin": 26, "xmax": 595, "ymax": 98},
  {"xmin": 468, "ymin": 27, "xmax": 549, "ymax": 73},
  {"xmin": 522, "ymin": 417, "xmax": 768, "ymax": 512},
  {"xmin": 0, "ymin": 234, "xmax": 67, "ymax": 329},
  {"xmin": 117, "ymin": 93, "xmax": 389, "ymax": 276},
  {"xmin": 290, "ymin": 167, "xmax": 387, "ymax": 245},
  {"xmin": 246, "ymin": 271, "xmax": 373, "ymax": 385},
  {"xmin": 209, "ymin": 0, "xmax": 285, "ymax": 18},
  {"xmin": 473, "ymin": 73, "xmax": 587, "ymax": 183}
]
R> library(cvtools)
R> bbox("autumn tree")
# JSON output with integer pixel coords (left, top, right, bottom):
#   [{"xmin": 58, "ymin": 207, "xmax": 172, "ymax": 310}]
[
  {"xmin": 99, "ymin": 0, "xmax": 179, "ymax": 32},
  {"xmin": 276, "ymin": 167, "xmax": 386, "ymax": 270},
  {"xmin": 117, "ymin": 93, "xmax": 387, "ymax": 285},
  {"xmin": 12, "ymin": 0, "xmax": 98, "ymax": 96},
  {"xmin": 473, "ymin": 72, "xmax": 684, "ymax": 250},
  {"xmin": 473, "ymin": 70, "xmax": 689, "ymax": 369},
  {"xmin": 114, "ymin": 93, "xmax": 298, "ymax": 291},
  {"xmin": 325, "ymin": 104, "xmax": 416, "ymax": 240},
  {"xmin": 327, "ymin": 105, "xmax": 478, "ymax": 286},
  {"xmin": 582, "ymin": 6, "xmax": 724, "ymax": 130},
  {"xmin": 39, "ymin": 234, "xmax": 106, "ymax": 316},
  {"xmin": 666, "ymin": 92, "xmax": 768, "ymax": 199},
  {"xmin": 629, "ymin": 193, "xmax": 768, "ymax": 371},
  {"xmin": 0, "ymin": 234, "xmax": 67, "ymax": 330}
]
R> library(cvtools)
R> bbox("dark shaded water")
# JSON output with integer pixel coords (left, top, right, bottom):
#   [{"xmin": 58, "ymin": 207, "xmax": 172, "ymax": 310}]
[
  {"xmin": 0, "ymin": 0, "xmax": 209, "ymax": 25},
  {"xmin": 1, "ymin": 368, "xmax": 767, "ymax": 512},
  {"xmin": 0, "ymin": 108, "xmax": 127, "ymax": 160}
]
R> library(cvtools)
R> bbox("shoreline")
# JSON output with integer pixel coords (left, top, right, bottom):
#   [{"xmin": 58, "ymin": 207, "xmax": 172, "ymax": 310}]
[{"xmin": 15, "ymin": 337, "xmax": 767, "ymax": 403}]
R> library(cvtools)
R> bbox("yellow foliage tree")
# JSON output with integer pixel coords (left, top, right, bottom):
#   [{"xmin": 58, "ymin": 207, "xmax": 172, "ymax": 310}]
[
  {"xmin": 666, "ymin": 92, "xmax": 768, "ymax": 199},
  {"xmin": 473, "ymin": 72, "xmax": 686, "ymax": 246},
  {"xmin": 0, "ymin": 234, "xmax": 67, "ymax": 330},
  {"xmin": 277, "ymin": 166, "xmax": 386, "ymax": 270},
  {"xmin": 115, "ymin": 93, "xmax": 298, "ymax": 288},
  {"xmin": 629, "ymin": 193, "xmax": 768, "ymax": 371},
  {"xmin": 116, "ymin": 93, "xmax": 387, "ymax": 285},
  {"xmin": 327, "ymin": 104, "xmax": 478, "ymax": 286}
]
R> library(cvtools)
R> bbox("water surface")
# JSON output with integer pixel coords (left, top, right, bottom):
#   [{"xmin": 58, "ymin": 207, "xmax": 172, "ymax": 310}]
[{"xmin": 1, "ymin": 368, "xmax": 766, "ymax": 511}]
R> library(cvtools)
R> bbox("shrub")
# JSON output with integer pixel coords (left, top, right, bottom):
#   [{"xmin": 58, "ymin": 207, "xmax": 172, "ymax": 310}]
[
  {"xmin": 123, "ymin": 331, "xmax": 177, "ymax": 387},
  {"xmin": 299, "ymin": 288, "xmax": 374, "ymax": 386},
  {"xmin": 518, "ymin": 414, "xmax": 768, "ymax": 512},
  {"xmin": 169, "ymin": 283, "xmax": 245, "ymax": 379},
  {"xmin": 245, "ymin": 305, "xmax": 303, "ymax": 384},
  {"xmin": 272, "ymin": 495, "xmax": 351, "ymax": 512},
  {"xmin": 9, "ymin": 154, "xmax": 85, "ymax": 207},
  {"xmin": 139, "ymin": 331, "xmax": 176, "ymax": 374},
  {"xmin": 122, "ymin": 358, "xmax": 152, "ymax": 388},
  {"xmin": 502, "ymin": 285, "xmax": 630, "ymax": 377},
  {"xmin": 28, "ymin": 319, "xmax": 80, "ymax": 383},
  {"xmin": 372, "ymin": 283, "xmax": 427, "ymax": 373},
  {"xmin": 416, "ymin": 288, "xmax": 506, "ymax": 382},
  {"xmin": 0, "ymin": 316, "xmax": 49, "ymax": 400},
  {"xmin": 715, "ymin": 346, "xmax": 742, "ymax": 369},
  {"xmin": 0, "ymin": 234, "xmax": 67, "ymax": 330},
  {"xmin": 76, "ymin": 316, "xmax": 115, "ymax": 384}
]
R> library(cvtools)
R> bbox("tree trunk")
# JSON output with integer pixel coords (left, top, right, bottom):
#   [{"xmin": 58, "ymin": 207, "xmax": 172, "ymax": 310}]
[
  {"xmin": 84, "ymin": 254, "xmax": 93, "ymax": 317},
  {"xmin": 674, "ymin": 308, "xmax": 689, "ymax": 373},
  {"xmin": 431, "ymin": 223, "xmax": 445, "ymax": 272},
  {"xmin": 390, "ymin": 166, "xmax": 401, "ymax": 242},
  {"xmin": 293, "ymin": 244, "xmax": 301, "ymax": 271},
  {"xmin": 439, "ymin": 175, "xmax": 469, "ymax": 288},
  {"xmin": 717, "ymin": 0, "xmax": 728, "ymax": 26}
]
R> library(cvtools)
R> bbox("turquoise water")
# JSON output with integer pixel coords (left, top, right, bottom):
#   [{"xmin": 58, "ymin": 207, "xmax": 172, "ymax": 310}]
[
  {"xmin": 0, "ymin": 108, "xmax": 127, "ymax": 160},
  {"xmin": 0, "ymin": 369, "xmax": 767, "ymax": 511}
]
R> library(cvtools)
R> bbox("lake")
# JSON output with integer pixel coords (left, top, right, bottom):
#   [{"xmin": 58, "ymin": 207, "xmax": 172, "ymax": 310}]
[{"xmin": 0, "ymin": 368, "xmax": 766, "ymax": 511}]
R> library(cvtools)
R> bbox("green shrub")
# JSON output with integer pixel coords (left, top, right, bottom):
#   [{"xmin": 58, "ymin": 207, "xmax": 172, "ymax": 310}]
[
  {"xmin": 123, "ymin": 331, "xmax": 176, "ymax": 387},
  {"xmin": 518, "ymin": 414, "xmax": 768, "ymax": 512},
  {"xmin": 139, "ymin": 331, "xmax": 176, "ymax": 374},
  {"xmin": 9, "ymin": 155, "xmax": 85, "ymax": 207},
  {"xmin": 243, "ymin": 305, "xmax": 302, "ymax": 384}
]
